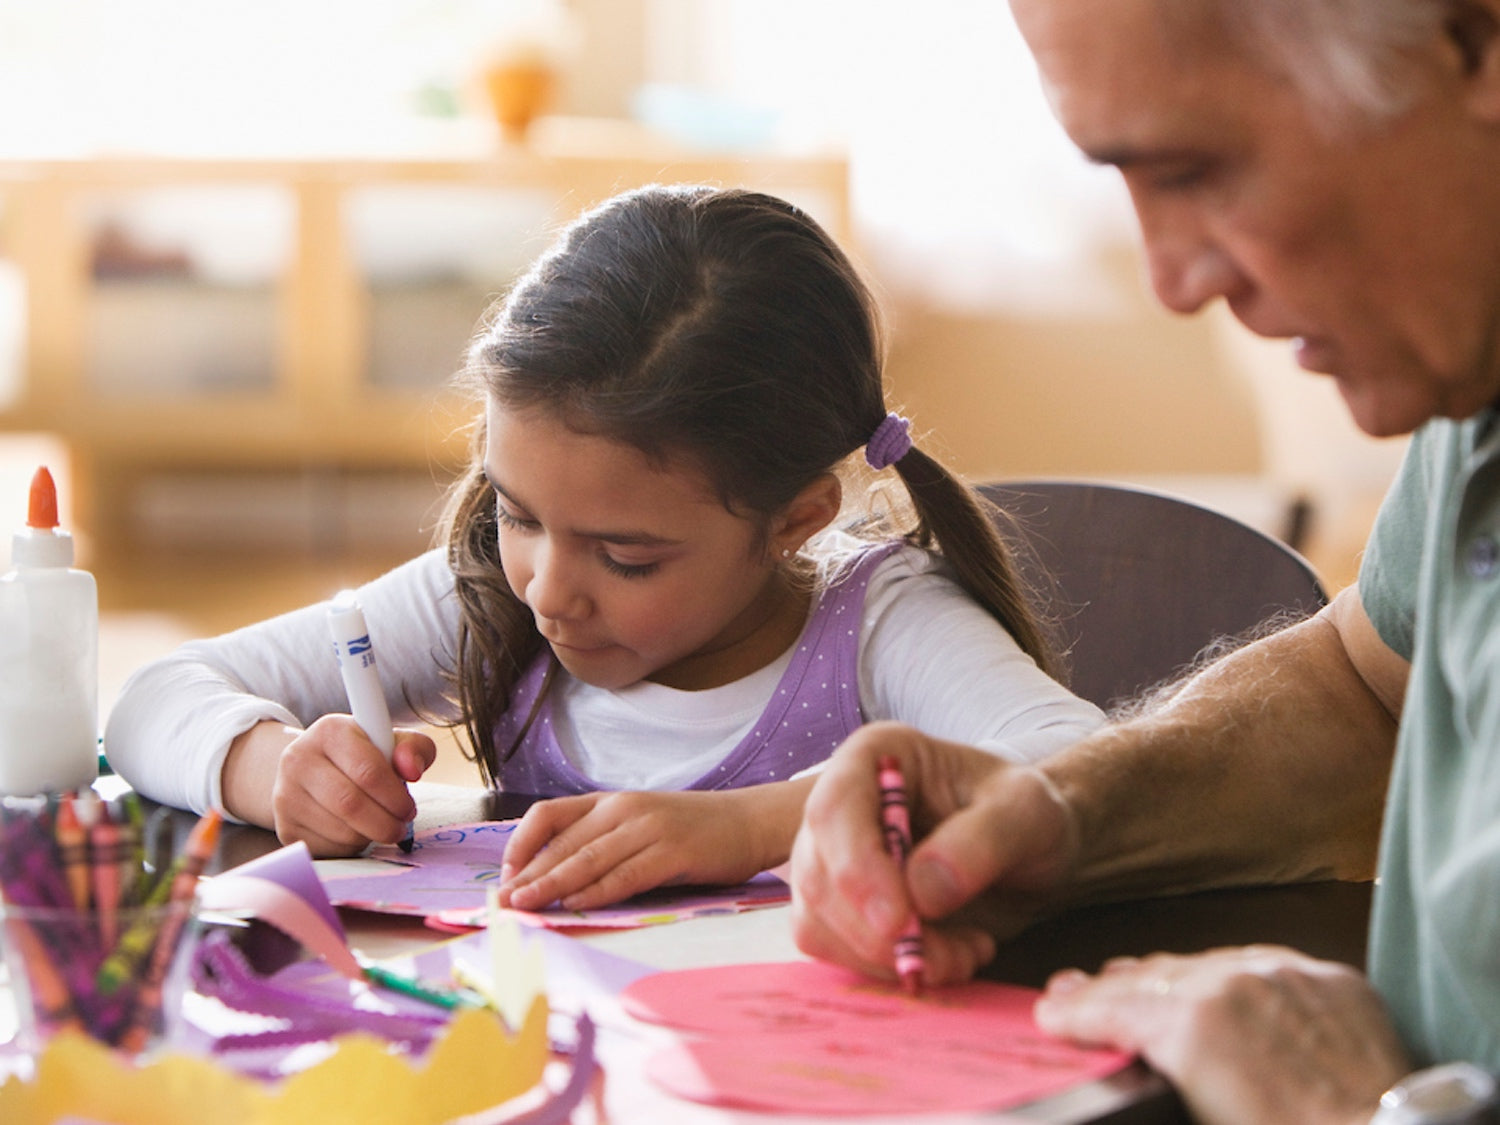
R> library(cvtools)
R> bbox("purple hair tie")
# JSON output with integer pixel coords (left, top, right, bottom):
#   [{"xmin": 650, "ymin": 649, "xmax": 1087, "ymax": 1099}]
[{"xmin": 865, "ymin": 412, "xmax": 913, "ymax": 470}]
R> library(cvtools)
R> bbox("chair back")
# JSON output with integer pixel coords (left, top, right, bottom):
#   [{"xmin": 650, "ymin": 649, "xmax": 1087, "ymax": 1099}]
[{"xmin": 979, "ymin": 480, "xmax": 1327, "ymax": 711}]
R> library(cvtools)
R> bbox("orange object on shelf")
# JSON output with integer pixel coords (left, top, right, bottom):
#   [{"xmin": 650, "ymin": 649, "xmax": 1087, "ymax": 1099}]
[{"xmin": 482, "ymin": 60, "xmax": 554, "ymax": 143}]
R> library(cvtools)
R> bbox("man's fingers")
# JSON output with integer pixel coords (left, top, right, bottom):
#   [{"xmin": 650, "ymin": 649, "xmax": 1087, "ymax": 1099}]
[
  {"xmin": 909, "ymin": 765, "xmax": 1074, "ymax": 921},
  {"xmin": 792, "ymin": 796, "xmax": 914, "ymax": 969}
]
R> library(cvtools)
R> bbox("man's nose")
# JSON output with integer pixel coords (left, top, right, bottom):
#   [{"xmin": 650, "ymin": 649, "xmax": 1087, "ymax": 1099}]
[{"xmin": 1144, "ymin": 233, "xmax": 1243, "ymax": 316}]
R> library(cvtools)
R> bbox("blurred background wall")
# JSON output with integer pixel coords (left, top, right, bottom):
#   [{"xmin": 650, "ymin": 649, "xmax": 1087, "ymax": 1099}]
[{"xmin": 0, "ymin": 0, "xmax": 1407, "ymax": 720}]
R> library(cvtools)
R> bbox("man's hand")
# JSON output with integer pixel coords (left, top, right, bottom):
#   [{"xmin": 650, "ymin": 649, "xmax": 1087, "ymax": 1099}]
[
  {"xmin": 1035, "ymin": 945, "xmax": 1410, "ymax": 1125},
  {"xmin": 790, "ymin": 721, "xmax": 1078, "ymax": 987}
]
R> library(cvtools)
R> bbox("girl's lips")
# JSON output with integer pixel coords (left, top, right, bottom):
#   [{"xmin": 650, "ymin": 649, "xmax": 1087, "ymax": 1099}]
[{"xmin": 548, "ymin": 637, "xmax": 605, "ymax": 654}]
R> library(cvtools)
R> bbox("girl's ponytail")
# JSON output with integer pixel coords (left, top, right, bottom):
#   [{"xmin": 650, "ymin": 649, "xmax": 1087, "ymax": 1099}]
[{"xmin": 867, "ymin": 421, "xmax": 1062, "ymax": 682}]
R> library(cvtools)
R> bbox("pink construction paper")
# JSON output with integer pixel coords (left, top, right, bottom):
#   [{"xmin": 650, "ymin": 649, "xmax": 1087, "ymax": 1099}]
[
  {"xmin": 317, "ymin": 821, "xmax": 789, "ymax": 930},
  {"xmin": 198, "ymin": 841, "xmax": 362, "ymax": 977},
  {"xmin": 226, "ymin": 841, "xmax": 350, "ymax": 937},
  {"xmin": 623, "ymin": 960, "xmax": 1134, "ymax": 1115}
]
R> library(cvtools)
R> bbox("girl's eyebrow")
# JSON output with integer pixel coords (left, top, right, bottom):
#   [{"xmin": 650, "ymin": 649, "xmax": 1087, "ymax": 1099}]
[{"xmin": 484, "ymin": 469, "xmax": 683, "ymax": 548}]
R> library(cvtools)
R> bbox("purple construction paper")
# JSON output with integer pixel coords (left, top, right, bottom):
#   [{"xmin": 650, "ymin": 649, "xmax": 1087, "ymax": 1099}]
[
  {"xmin": 318, "ymin": 822, "xmax": 790, "ymax": 930},
  {"xmin": 317, "ymin": 822, "xmax": 516, "ymax": 916},
  {"xmin": 424, "ymin": 924, "xmax": 655, "ymax": 999}
]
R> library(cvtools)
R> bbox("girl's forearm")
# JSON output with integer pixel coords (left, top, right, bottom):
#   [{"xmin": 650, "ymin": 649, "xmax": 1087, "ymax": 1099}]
[
  {"xmin": 726, "ymin": 775, "xmax": 820, "ymax": 874},
  {"xmin": 220, "ymin": 719, "xmax": 299, "ymax": 832}
]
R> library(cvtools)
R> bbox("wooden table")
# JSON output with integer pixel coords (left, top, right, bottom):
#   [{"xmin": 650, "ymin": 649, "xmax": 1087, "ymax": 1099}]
[{"xmin": 163, "ymin": 782, "xmax": 1373, "ymax": 1125}]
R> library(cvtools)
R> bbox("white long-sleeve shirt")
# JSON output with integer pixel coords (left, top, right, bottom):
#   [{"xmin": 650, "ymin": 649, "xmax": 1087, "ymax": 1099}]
[{"xmin": 104, "ymin": 543, "xmax": 1104, "ymax": 814}]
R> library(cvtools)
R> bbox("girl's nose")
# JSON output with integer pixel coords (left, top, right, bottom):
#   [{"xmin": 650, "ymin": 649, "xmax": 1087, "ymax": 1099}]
[{"xmin": 525, "ymin": 542, "xmax": 587, "ymax": 621}]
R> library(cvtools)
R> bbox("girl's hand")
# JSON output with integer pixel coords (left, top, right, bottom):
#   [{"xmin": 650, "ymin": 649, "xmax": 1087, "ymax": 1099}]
[
  {"xmin": 498, "ymin": 782, "xmax": 811, "ymax": 911},
  {"xmin": 237, "ymin": 715, "xmax": 435, "ymax": 856},
  {"xmin": 272, "ymin": 715, "xmax": 434, "ymax": 855},
  {"xmin": 1033, "ymin": 946, "xmax": 1409, "ymax": 1125}
]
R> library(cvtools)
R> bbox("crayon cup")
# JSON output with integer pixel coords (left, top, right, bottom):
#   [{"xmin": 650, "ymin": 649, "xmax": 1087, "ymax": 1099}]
[{"xmin": 0, "ymin": 898, "xmax": 204, "ymax": 1062}]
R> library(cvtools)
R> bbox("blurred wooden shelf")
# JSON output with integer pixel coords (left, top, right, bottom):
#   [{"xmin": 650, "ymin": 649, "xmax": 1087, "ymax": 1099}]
[{"xmin": 0, "ymin": 118, "xmax": 850, "ymax": 551}]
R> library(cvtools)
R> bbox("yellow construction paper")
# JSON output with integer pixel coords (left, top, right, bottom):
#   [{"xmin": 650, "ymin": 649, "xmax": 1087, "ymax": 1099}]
[
  {"xmin": 0, "ymin": 997, "xmax": 549, "ymax": 1125},
  {"xmin": 487, "ymin": 892, "xmax": 547, "ymax": 1032}
]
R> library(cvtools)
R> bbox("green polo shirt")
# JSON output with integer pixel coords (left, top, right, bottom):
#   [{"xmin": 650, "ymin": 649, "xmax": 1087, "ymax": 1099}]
[{"xmin": 1361, "ymin": 409, "xmax": 1500, "ymax": 1067}]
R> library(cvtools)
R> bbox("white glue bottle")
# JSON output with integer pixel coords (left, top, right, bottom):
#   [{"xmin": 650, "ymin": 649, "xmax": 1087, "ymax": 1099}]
[{"xmin": 0, "ymin": 466, "xmax": 99, "ymax": 796}]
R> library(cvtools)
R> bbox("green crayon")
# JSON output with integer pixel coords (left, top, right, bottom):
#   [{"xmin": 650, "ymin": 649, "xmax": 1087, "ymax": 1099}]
[
  {"xmin": 96, "ymin": 809, "xmax": 221, "ymax": 994},
  {"xmin": 359, "ymin": 957, "xmax": 484, "ymax": 1012}
]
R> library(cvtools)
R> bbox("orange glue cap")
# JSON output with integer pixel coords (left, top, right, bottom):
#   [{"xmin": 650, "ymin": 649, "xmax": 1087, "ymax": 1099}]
[
  {"xmin": 28, "ymin": 467, "xmax": 59, "ymax": 530},
  {"xmin": 11, "ymin": 465, "xmax": 74, "ymax": 569}
]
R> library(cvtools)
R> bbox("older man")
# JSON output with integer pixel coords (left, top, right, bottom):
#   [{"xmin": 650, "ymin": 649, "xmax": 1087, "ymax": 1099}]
[{"xmin": 790, "ymin": 3, "xmax": 1500, "ymax": 1123}]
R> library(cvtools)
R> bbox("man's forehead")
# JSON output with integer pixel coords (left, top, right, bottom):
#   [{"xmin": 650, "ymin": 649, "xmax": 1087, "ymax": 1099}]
[
  {"xmin": 1009, "ymin": 0, "xmax": 1236, "ymax": 84},
  {"xmin": 1008, "ymin": 0, "xmax": 1250, "ymax": 153}
]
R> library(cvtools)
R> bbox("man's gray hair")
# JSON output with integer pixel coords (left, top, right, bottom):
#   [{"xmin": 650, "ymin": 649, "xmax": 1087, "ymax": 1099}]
[{"xmin": 1217, "ymin": 0, "xmax": 1449, "ymax": 125}]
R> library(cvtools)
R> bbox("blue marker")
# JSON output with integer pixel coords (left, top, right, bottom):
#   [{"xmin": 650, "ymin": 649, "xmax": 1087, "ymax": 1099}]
[{"xmin": 328, "ymin": 590, "xmax": 415, "ymax": 853}]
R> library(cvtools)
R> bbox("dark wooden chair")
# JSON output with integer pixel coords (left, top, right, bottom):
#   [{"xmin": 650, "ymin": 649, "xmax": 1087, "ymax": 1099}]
[{"xmin": 979, "ymin": 479, "xmax": 1327, "ymax": 711}]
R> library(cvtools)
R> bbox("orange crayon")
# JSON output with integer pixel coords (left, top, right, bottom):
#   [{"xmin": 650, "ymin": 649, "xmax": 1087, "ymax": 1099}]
[
  {"xmin": 4, "ymin": 913, "xmax": 83, "ymax": 1036},
  {"xmin": 167, "ymin": 808, "xmax": 222, "ymax": 899},
  {"xmin": 54, "ymin": 795, "xmax": 91, "ymax": 911}
]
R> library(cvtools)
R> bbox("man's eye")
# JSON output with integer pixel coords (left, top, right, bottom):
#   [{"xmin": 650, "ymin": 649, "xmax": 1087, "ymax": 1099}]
[{"xmin": 1150, "ymin": 161, "xmax": 1213, "ymax": 192}]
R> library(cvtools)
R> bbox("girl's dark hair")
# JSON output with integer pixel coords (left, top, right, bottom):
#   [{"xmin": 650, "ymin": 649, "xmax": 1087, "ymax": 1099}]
[{"xmin": 439, "ymin": 184, "xmax": 1057, "ymax": 784}]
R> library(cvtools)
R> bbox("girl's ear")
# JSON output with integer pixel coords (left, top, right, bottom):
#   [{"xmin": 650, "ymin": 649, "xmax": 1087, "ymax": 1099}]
[{"xmin": 771, "ymin": 473, "xmax": 842, "ymax": 558}]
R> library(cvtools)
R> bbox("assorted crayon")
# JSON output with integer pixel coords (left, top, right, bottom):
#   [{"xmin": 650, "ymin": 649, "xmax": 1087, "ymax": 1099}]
[{"xmin": 0, "ymin": 794, "xmax": 222, "ymax": 1052}]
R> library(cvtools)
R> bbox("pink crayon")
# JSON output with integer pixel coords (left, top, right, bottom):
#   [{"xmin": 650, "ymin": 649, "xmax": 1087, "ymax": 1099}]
[{"xmin": 877, "ymin": 755, "xmax": 926, "ymax": 996}]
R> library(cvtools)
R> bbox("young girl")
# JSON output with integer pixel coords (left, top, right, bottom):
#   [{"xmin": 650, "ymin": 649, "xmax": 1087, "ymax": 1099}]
[{"xmin": 104, "ymin": 185, "xmax": 1103, "ymax": 910}]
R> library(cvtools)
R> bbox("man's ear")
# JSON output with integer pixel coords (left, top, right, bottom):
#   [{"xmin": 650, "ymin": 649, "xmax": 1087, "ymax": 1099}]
[
  {"xmin": 1448, "ymin": 0, "xmax": 1500, "ymax": 116},
  {"xmin": 771, "ymin": 473, "xmax": 842, "ymax": 558}
]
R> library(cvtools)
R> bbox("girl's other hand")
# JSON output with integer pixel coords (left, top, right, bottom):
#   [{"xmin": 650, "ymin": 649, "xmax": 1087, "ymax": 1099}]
[
  {"xmin": 497, "ymin": 786, "xmax": 798, "ymax": 911},
  {"xmin": 268, "ymin": 715, "xmax": 435, "ymax": 856}
]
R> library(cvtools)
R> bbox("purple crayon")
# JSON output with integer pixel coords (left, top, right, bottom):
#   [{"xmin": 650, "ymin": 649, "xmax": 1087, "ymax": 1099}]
[{"xmin": 877, "ymin": 755, "xmax": 926, "ymax": 996}]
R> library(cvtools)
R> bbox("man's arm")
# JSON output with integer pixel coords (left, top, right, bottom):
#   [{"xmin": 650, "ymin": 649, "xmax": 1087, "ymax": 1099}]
[
  {"xmin": 792, "ymin": 586, "xmax": 1407, "ymax": 984},
  {"xmin": 1045, "ymin": 585, "xmax": 1406, "ymax": 902}
]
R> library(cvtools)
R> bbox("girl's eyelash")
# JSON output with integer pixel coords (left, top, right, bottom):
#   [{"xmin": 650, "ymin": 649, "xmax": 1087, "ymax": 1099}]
[
  {"xmin": 497, "ymin": 502, "xmax": 659, "ymax": 579},
  {"xmin": 495, "ymin": 505, "xmax": 533, "ymax": 531},
  {"xmin": 601, "ymin": 556, "xmax": 660, "ymax": 580}
]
